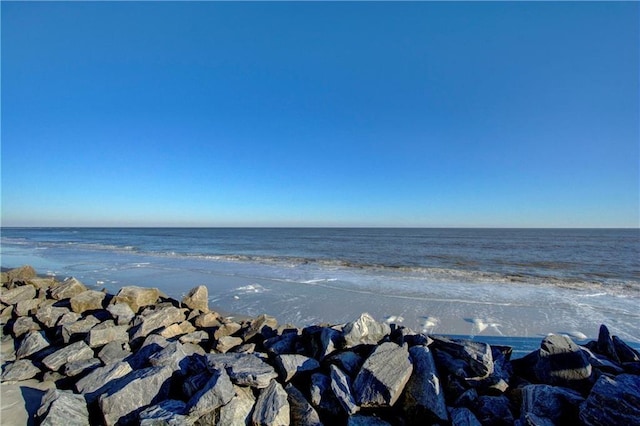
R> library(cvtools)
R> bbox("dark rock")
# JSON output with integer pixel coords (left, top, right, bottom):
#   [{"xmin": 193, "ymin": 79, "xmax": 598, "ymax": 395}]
[
  {"xmin": 330, "ymin": 364, "xmax": 359, "ymax": 415},
  {"xmin": 12, "ymin": 316, "xmax": 42, "ymax": 337},
  {"xmin": 98, "ymin": 365, "xmax": 173, "ymax": 426},
  {"xmin": 342, "ymin": 313, "xmax": 390, "ymax": 348},
  {"xmin": 326, "ymin": 351, "xmax": 363, "ymax": 376},
  {"xmin": 579, "ymin": 374, "xmax": 640, "ymax": 426},
  {"xmin": 275, "ymin": 354, "xmax": 320, "ymax": 382},
  {"xmin": 582, "ymin": 347, "xmax": 625, "ymax": 375},
  {"xmin": 0, "ymin": 283, "xmax": 36, "ymax": 305},
  {"xmin": 148, "ymin": 341, "xmax": 192, "ymax": 372},
  {"xmin": 183, "ymin": 371, "xmax": 212, "ymax": 400},
  {"xmin": 1, "ymin": 359, "xmax": 41, "ymax": 381},
  {"xmin": 432, "ymin": 336, "xmax": 494, "ymax": 379},
  {"xmin": 42, "ymin": 340, "xmax": 94, "ymax": 371},
  {"xmin": 50, "ymin": 277, "xmax": 88, "ymax": 300},
  {"xmin": 139, "ymin": 399, "xmax": 190, "ymax": 426},
  {"xmin": 252, "ymin": 379, "xmax": 290, "ymax": 426},
  {"xmin": 403, "ymin": 345, "xmax": 448, "ymax": 424},
  {"xmin": 185, "ymin": 367, "xmax": 235, "ymax": 420},
  {"xmin": 107, "ymin": 302, "xmax": 135, "ymax": 326},
  {"xmin": 353, "ymin": 342, "xmax": 413, "ymax": 407},
  {"xmin": 347, "ymin": 414, "xmax": 392, "ymax": 426},
  {"xmin": 125, "ymin": 334, "xmax": 170, "ymax": 370},
  {"xmin": 207, "ymin": 353, "xmax": 278, "ymax": 388},
  {"xmin": 182, "ymin": 285, "xmax": 209, "ymax": 312},
  {"xmin": 310, "ymin": 372, "xmax": 341, "ymax": 416},
  {"xmin": 113, "ymin": 286, "xmax": 160, "ymax": 313},
  {"xmin": 596, "ymin": 324, "xmax": 620, "ymax": 363},
  {"xmin": 16, "ymin": 330, "xmax": 50, "ymax": 359},
  {"xmin": 264, "ymin": 332, "xmax": 298, "ymax": 355},
  {"xmin": 534, "ymin": 334, "xmax": 593, "ymax": 391},
  {"xmin": 286, "ymin": 383, "xmax": 323, "ymax": 426},
  {"xmin": 475, "ymin": 395, "xmax": 514, "ymax": 426},
  {"xmin": 37, "ymin": 388, "xmax": 90, "ymax": 426},
  {"xmin": 218, "ymin": 385, "xmax": 256, "ymax": 425},
  {"xmin": 613, "ymin": 335, "xmax": 640, "ymax": 363},
  {"xmin": 449, "ymin": 407, "xmax": 482, "ymax": 426},
  {"xmin": 75, "ymin": 361, "xmax": 133, "ymax": 401},
  {"xmin": 519, "ymin": 384, "xmax": 584, "ymax": 425},
  {"xmin": 243, "ymin": 313, "xmax": 278, "ymax": 342}
]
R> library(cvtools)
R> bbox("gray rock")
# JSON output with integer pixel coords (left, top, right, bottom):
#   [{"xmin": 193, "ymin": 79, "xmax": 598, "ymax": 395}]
[
  {"xmin": 535, "ymin": 334, "xmax": 592, "ymax": 389},
  {"xmin": 326, "ymin": 351, "xmax": 363, "ymax": 376},
  {"xmin": 580, "ymin": 374, "xmax": 640, "ymax": 426},
  {"xmin": 107, "ymin": 302, "xmax": 136, "ymax": 326},
  {"xmin": 179, "ymin": 330, "xmax": 210, "ymax": 345},
  {"xmin": 98, "ymin": 341, "xmax": 131, "ymax": 364},
  {"xmin": 37, "ymin": 388, "xmax": 89, "ymax": 426},
  {"xmin": 243, "ymin": 313, "xmax": 278, "ymax": 342},
  {"xmin": 1, "ymin": 359, "xmax": 41, "ymax": 381},
  {"xmin": 596, "ymin": 324, "xmax": 620, "ymax": 363},
  {"xmin": 86, "ymin": 325, "xmax": 129, "ymax": 348},
  {"xmin": 475, "ymin": 395, "xmax": 514, "ymax": 426},
  {"xmin": 286, "ymin": 383, "xmax": 323, "ymax": 426},
  {"xmin": 69, "ymin": 290, "xmax": 106, "ymax": 314},
  {"xmin": 76, "ymin": 360, "xmax": 134, "ymax": 400},
  {"xmin": 36, "ymin": 305, "xmax": 71, "ymax": 328},
  {"xmin": 353, "ymin": 342, "xmax": 413, "ymax": 408},
  {"xmin": 185, "ymin": 368, "xmax": 235, "ymax": 420},
  {"xmin": 61, "ymin": 316, "xmax": 100, "ymax": 344},
  {"xmin": 42, "ymin": 340, "xmax": 94, "ymax": 371},
  {"xmin": 330, "ymin": 364, "xmax": 359, "ymax": 415},
  {"xmin": 342, "ymin": 313, "xmax": 390, "ymax": 348},
  {"xmin": 148, "ymin": 341, "xmax": 191, "ymax": 372},
  {"xmin": 252, "ymin": 379, "xmax": 290, "ymax": 426},
  {"xmin": 0, "ymin": 284, "xmax": 36, "ymax": 305},
  {"xmin": 182, "ymin": 285, "xmax": 209, "ymax": 312},
  {"xmin": 403, "ymin": 345, "xmax": 448, "ymax": 423},
  {"xmin": 432, "ymin": 336, "xmax": 494, "ymax": 379},
  {"xmin": 113, "ymin": 286, "xmax": 160, "ymax": 313},
  {"xmin": 276, "ymin": 354, "xmax": 320, "ymax": 382},
  {"xmin": 139, "ymin": 399, "xmax": 190, "ymax": 426},
  {"xmin": 520, "ymin": 384, "xmax": 584, "ymax": 425},
  {"xmin": 16, "ymin": 331, "xmax": 50, "ymax": 359},
  {"xmin": 130, "ymin": 306, "xmax": 186, "ymax": 341},
  {"xmin": 12, "ymin": 316, "xmax": 41, "ymax": 337},
  {"xmin": 216, "ymin": 335, "xmax": 244, "ymax": 353},
  {"xmin": 207, "ymin": 353, "xmax": 278, "ymax": 388},
  {"xmin": 347, "ymin": 414, "xmax": 392, "ymax": 426},
  {"xmin": 14, "ymin": 298, "xmax": 42, "ymax": 317},
  {"xmin": 63, "ymin": 357, "xmax": 102, "ymax": 377},
  {"xmin": 125, "ymin": 334, "xmax": 170, "ymax": 370},
  {"xmin": 218, "ymin": 385, "xmax": 256, "ymax": 426},
  {"xmin": 449, "ymin": 407, "xmax": 482, "ymax": 426},
  {"xmin": 99, "ymin": 365, "xmax": 174, "ymax": 426},
  {"xmin": 50, "ymin": 277, "xmax": 88, "ymax": 300}
]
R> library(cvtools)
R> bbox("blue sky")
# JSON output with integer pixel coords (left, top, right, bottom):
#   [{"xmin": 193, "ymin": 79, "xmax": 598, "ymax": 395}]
[{"xmin": 1, "ymin": 2, "xmax": 638, "ymax": 227}]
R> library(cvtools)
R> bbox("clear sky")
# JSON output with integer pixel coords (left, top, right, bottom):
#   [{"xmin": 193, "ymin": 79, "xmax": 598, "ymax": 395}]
[{"xmin": 1, "ymin": 2, "xmax": 638, "ymax": 227}]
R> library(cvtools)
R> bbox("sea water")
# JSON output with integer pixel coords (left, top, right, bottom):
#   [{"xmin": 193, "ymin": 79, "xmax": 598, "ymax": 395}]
[{"xmin": 2, "ymin": 228, "xmax": 638, "ymax": 354}]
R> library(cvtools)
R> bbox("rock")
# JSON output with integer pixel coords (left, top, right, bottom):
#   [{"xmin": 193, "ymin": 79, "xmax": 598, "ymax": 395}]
[
  {"xmin": 113, "ymin": 286, "xmax": 160, "ymax": 313},
  {"xmin": 353, "ymin": 342, "xmax": 413, "ymax": 407},
  {"xmin": 57, "ymin": 311, "xmax": 82, "ymax": 326},
  {"xmin": 276, "ymin": 354, "xmax": 320, "ymax": 382},
  {"xmin": 310, "ymin": 373, "xmax": 341, "ymax": 417},
  {"xmin": 431, "ymin": 336, "xmax": 494, "ymax": 379},
  {"xmin": 582, "ymin": 347, "xmax": 625, "ymax": 375},
  {"xmin": 342, "ymin": 313, "xmax": 390, "ymax": 348},
  {"xmin": 475, "ymin": 395, "xmax": 514, "ymax": 426},
  {"xmin": 139, "ymin": 399, "xmax": 190, "ymax": 426},
  {"xmin": 194, "ymin": 312, "xmax": 222, "ymax": 328},
  {"xmin": 214, "ymin": 321, "xmax": 242, "ymax": 340},
  {"xmin": 0, "ymin": 285, "xmax": 37, "ymax": 305},
  {"xmin": 449, "ymin": 407, "xmax": 482, "ymax": 426},
  {"xmin": 403, "ymin": 345, "xmax": 448, "ymax": 423},
  {"xmin": 36, "ymin": 305, "xmax": 71, "ymax": 328},
  {"xmin": 326, "ymin": 351, "xmax": 363, "ymax": 376},
  {"xmin": 98, "ymin": 365, "xmax": 173, "ymax": 426},
  {"xmin": 27, "ymin": 276, "xmax": 57, "ymax": 290},
  {"xmin": 16, "ymin": 331, "xmax": 50, "ymax": 359},
  {"xmin": 14, "ymin": 298, "xmax": 42, "ymax": 317},
  {"xmin": 207, "ymin": 353, "xmax": 278, "ymax": 388},
  {"xmin": 534, "ymin": 334, "xmax": 593, "ymax": 390},
  {"xmin": 148, "ymin": 341, "xmax": 191, "ymax": 372},
  {"xmin": 596, "ymin": 324, "xmax": 620, "ymax": 363},
  {"xmin": 347, "ymin": 414, "xmax": 392, "ymax": 426},
  {"xmin": 98, "ymin": 341, "xmax": 131, "ymax": 364},
  {"xmin": 580, "ymin": 374, "xmax": 640, "ymax": 425},
  {"xmin": 37, "ymin": 388, "xmax": 89, "ymax": 426},
  {"xmin": 107, "ymin": 302, "xmax": 135, "ymax": 326},
  {"xmin": 86, "ymin": 325, "xmax": 129, "ymax": 348},
  {"xmin": 330, "ymin": 364, "xmax": 359, "ymax": 415},
  {"xmin": 252, "ymin": 379, "xmax": 290, "ymax": 426},
  {"xmin": 125, "ymin": 334, "xmax": 170, "ymax": 370},
  {"xmin": 185, "ymin": 368, "xmax": 235, "ymax": 420},
  {"xmin": 1, "ymin": 359, "xmax": 41, "ymax": 381},
  {"xmin": 63, "ymin": 357, "xmax": 102, "ymax": 377},
  {"xmin": 12, "ymin": 316, "xmax": 41, "ymax": 337},
  {"xmin": 42, "ymin": 340, "xmax": 94, "ymax": 371},
  {"xmin": 179, "ymin": 330, "xmax": 210, "ymax": 346},
  {"xmin": 243, "ymin": 313, "xmax": 278, "ymax": 342},
  {"xmin": 50, "ymin": 277, "xmax": 87, "ymax": 300},
  {"xmin": 4, "ymin": 265, "xmax": 37, "ymax": 283},
  {"xmin": 312, "ymin": 327, "xmax": 342, "ymax": 360},
  {"xmin": 216, "ymin": 335, "xmax": 244, "ymax": 353},
  {"xmin": 613, "ymin": 335, "xmax": 640, "ymax": 363},
  {"xmin": 218, "ymin": 385, "xmax": 256, "ymax": 426},
  {"xmin": 70, "ymin": 290, "xmax": 106, "ymax": 314},
  {"xmin": 264, "ymin": 332, "xmax": 298, "ymax": 356},
  {"xmin": 520, "ymin": 384, "xmax": 584, "ymax": 425},
  {"xmin": 61, "ymin": 316, "xmax": 100, "ymax": 344},
  {"xmin": 286, "ymin": 383, "xmax": 323, "ymax": 426},
  {"xmin": 130, "ymin": 306, "xmax": 186, "ymax": 341},
  {"xmin": 159, "ymin": 321, "xmax": 196, "ymax": 339},
  {"xmin": 182, "ymin": 285, "xmax": 209, "ymax": 312},
  {"xmin": 76, "ymin": 361, "xmax": 134, "ymax": 401}
]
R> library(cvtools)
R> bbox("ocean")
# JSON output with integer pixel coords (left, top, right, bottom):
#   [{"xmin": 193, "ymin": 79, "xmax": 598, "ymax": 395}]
[{"xmin": 2, "ymin": 227, "xmax": 639, "ymax": 354}]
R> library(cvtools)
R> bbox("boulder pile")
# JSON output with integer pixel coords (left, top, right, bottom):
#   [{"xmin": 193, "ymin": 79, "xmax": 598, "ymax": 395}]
[{"xmin": 1, "ymin": 265, "xmax": 639, "ymax": 425}]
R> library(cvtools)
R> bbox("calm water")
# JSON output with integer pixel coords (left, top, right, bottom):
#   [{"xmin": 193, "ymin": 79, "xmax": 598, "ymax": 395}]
[{"xmin": 2, "ymin": 227, "xmax": 639, "ymax": 348}]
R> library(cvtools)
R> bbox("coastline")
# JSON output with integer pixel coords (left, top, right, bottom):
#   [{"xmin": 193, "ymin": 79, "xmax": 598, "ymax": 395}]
[{"xmin": 2, "ymin": 265, "xmax": 639, "ymax": 425}]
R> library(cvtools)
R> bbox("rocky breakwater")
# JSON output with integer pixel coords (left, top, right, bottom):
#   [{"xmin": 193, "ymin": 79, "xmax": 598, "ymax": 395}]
[{"xmin": 1, "ymin": 265, "xmax": 640, "ymax": 425}]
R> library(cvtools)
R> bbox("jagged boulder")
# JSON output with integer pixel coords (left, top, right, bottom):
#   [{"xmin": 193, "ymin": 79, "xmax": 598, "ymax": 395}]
[
  {"xmin": 286, "ymin": 383, "xmax": 323, "ymax": 426},
  {"xmin": 519, "ymin": 384, "xmax": 584, "ymax": 425},
  {"xmin": 107, "ymin": 302, "xmax": 135, "ymax": 326},
  {"xmin": 139, "ymin": 400, "xmax": 190, "ymax": 426},
  {"xmin": 16, "ymin": 330, "xmax": 50, "ymax": 359},
  {"xmin": 86, "ymin": 325, "xmax": 129, "ymax": 348},
  {"xmin": 1, "ymin": 359, "xmax": 41, "ymax": 381},
  {"xmin": 185, "ymin": 367, "xmax": 235, "ymax": 420},
  {"xmin": 0, "ymin": 284, "xmax": 37, "ymax": 305},
  {"xmin": 342, "ymin": 313, "xmax": 390, "ymax": 347},
  {"xmin": 50, "ymin": 277, "xmax": 87, "ymax": 300},
  {"xmin": 276, "ymin": 354, "xmax": 320, "ymax": 382},
  {"xmin": 113, "ymin": 286, "xmax": 160, "ymax": 313},
  {"xmin": 182, "ymin": 285, "xmax": 209, "ymax": 312},
  {"xmin": 431, "ymin": 336, "xmax": 494, "ymax": 379},
  {"xmin": 37, "ymin": 388, "xmax": 90, "ymax": 426},
  {"xmin": 252, "ymin": 379, "xmax": 290, "ymax": 426},
  {"xmin": 3, "ymin": 265, "xmax": 37, "ymax": 283},
  {"xmin": 403, "ymin": 345, "xmax": 448, "ymax": 424},
  {"xmin": 218, "ymin": 385, "xmax": 256, "ymax": 425},
  {"xmin": 76, "ymin": 361, "xmax": 134, "ymax": 402},
  {"xmin": 207, "ymin": 353, "xmax": 278, "ymax": 388},
  {"xmin": 580, "ymin": 374, "xmax": 640, "ymax": 425},
  {"xmin": 130, "ymin": 305, "xmax": 186, "ymax": 341},
  {"xmin": 535, "ymin": 334, "xmax": 593, "ymax": 390},
  {"xmin": 70, "ymin": 290, "xmax": 106, "ymax": 314},
  {"xmin": 330, "ymin": 364, "xmax": 359, "ymax": 415}
]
